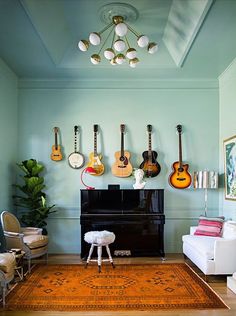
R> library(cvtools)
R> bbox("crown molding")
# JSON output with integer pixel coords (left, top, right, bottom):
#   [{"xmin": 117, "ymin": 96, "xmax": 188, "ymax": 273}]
[{"xmin": 18, "ymin": 78, "xmax": 218, "ymax": 90}]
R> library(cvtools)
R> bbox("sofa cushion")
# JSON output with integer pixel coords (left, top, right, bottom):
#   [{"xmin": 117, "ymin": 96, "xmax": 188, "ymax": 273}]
[
  {"xmin": 182, "ymin": 235, "xmax": 221, "ymax": 260},
  {"xmin": 194, "ymin": 216, "xmax": 224, "ymax": 237},
  {"xmin": 23, "ymin": 235, "xmax": 48, "ymax": 249},
  {"xmin": 222, "ymin": 221, "xmax": 236, "ymax": 239}
]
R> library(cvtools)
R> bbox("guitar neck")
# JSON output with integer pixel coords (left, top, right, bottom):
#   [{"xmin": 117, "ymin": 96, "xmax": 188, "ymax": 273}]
[
  {"xmin": 121, "ymin": 132, "xmax": 124, "ymax": 157},
  {"xmin": 148, "ymin": 132, "xmax": 152, "ymax": 156},
  {"xmin": 94, "ymin": 132, "xmax": 98, "ymax": 157},
  {"xmin": 54, "ymin": 133, "xmax": 58, "ymax": 150},
  {"xmin": 74, "ymin": 127, "xmax": 78, "ymax": 152},
  {"xmin": 178, "ymin": 133, "xmax": 183, "ymax": 168}
]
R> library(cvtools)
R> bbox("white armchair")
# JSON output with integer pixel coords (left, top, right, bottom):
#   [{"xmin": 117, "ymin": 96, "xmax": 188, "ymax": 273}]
[
  {"xmin": 1, "ymin": 211, "xmax": 49, "ymax": 273},
  {"xmin": 182, "ymin": 223, "xmax": 236, "ymax": 276}
]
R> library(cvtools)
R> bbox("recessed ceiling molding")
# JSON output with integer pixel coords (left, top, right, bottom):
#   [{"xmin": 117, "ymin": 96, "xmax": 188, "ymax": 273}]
[
  {"xmin": 20, "ymin": 0, "xmax": 73, "ymax": 65},
  {"xmin": 18, "ymin": 78, "xmax": 218, "ymax": 90},
  {"xmin": 163, "ymin": 0, "xmax": 213, "ymax": 67}
]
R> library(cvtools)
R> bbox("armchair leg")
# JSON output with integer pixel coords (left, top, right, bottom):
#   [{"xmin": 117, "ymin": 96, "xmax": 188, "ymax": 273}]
[
  {"xmin": 2, "ymin": 285, "xmax": 6, "ymax": 307},
  {"xmin": 28, "ymin": 258, "xmax": 31, "ymax": 274}
]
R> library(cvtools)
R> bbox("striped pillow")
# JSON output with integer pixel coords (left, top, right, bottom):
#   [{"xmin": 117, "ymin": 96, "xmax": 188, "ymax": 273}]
[{"xmin": 194, "ymin": 216, "xmax": 225, "ymax": 237}]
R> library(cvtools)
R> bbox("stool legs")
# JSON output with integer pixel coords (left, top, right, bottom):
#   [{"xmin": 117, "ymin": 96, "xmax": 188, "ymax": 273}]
[
  {"xmin": 97, "ymin": 245, "xmax": 102, "ymax": 273},
  {"xmin": 85, "ymin": 243, "xmax": 95, "ymax": 268},
  {"xmin": 106, "ymin": 245, "xmax": 115, "ymax": 268},
  {"xmin": 85, "ymin": 243, "xmax": 114, "ymax": 272}
]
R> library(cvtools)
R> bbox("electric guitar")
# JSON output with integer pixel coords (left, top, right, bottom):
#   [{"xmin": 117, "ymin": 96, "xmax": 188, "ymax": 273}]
[
  {"xmin": 112, "ymin": 124, "xmax": 133, "ymax": 177},
  {"xmin": 51, "ymin": 127, "xmax": 63, "ymax": 161},
  {"xmin": 87, "ymin": 124, "xmax": 105, "ymax": 176},
  {"xmin": 169, "ymin": 124, "xmax": 192, "ymax": 189},
  {"xmin": 139, "ymin": 124, "xmax": 161, "ymax": 177}
]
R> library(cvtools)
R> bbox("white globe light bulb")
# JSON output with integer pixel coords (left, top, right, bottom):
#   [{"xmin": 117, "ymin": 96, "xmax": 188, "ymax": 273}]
[
  {"xmin": 104, "ymin": 48, "xmax": 115, "ymax": 60},
  {"xmin": 110, "ymin": 58, "xmax": 117, "ymax": 65},
  {"xmin": 89, "ymin": 32, "xmax": 101, "ymax": 46},
  {"xmin": 115, "ymin": 23, "xmax": 128, "ymax": 37},
  {"xmin": 148, "ymin": 42, "xmax": 158, "ymax": 54},
  {"xmin": 137, "ymin": 35, "xmax": 149, "ymax": 48},
  {"xmin": 115, "ymin": 54, "xmax": 125, "ymax": 65},
  {"xmin": 129, "ymin": 57, "xmax": 139, "ymax": 68},
  {"xmin": 126, "ymin": 48, "xmax": 137, "ymax": 59},
  {"xmin": 78, "ymin": 40, "xmax": 89, "ymax": 52},
  {"xmin": 114, "ymin": 39, "xmax": 126, "ymax": 52},
  {"xmin": 90, "ymin": 54, "xmax": 101, "ymax": 65}
]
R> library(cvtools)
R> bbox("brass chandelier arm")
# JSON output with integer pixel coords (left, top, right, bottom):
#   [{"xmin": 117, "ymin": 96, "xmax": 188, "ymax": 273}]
[
  {"xmin": 98, "ymin": 21, "xmax": 114, "ymax": 35},
  {"xmin": 127, "ymin": 24, "xmax": 140, "ymax": 38},
  {"xmin": 97, "ymin": 25, "xmax": 115, "ymax": 55}
]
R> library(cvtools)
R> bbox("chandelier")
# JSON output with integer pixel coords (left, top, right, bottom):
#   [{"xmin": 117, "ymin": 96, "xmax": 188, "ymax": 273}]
[{"xmin": 78, "ymin": 3, "xmax": 158, "ymax": 68}]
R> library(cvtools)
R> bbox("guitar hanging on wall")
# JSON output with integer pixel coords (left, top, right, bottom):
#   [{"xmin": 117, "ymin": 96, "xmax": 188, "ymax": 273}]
[
  {"xmin": 169, "ymin": 124, "xmax": 192, "ymax": 189},
  {"xmin": 51, "ymin": 127, "xmax": 63, "ymax": 161},
  {"xmin": 112, "ymin": 124, "xmax": 133, "ymax": 177},
  {"xmin": 68, "ymin": 125, "xmax": 85, "ymax": 169},
  {"xmin": 87, "ymin": 124, "xmax": 105, "ymax": 176},
  {"xmin": 139, "ymin": 124, "xmax": 161, "ymax": 178}
]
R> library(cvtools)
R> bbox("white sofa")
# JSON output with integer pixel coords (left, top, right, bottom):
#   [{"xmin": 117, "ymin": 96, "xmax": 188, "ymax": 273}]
[{"xmin": 182, "ymin": 221, "xmax": 236, "ymax": 276}]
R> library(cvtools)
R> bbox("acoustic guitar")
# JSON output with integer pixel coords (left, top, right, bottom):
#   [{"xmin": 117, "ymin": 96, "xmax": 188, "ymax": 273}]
[
  {"xmin": 169, "ymin": 124, "xmax": 192, "ymax": 189},
  {"xmin": 112, "ymin": 124, "xmax": 133, "ymax": 177},
  {"xmin": 68, "ymin": 125, "xmax": 85, "ymax": 169},
  {"xmin": 51, "ymin": 127, "xmax": 63, "ymax": 161},
  {"xmin": 87, "ymin": 124, "xmax": 105, "ymax": 176},
  {"xmin": 139, "ymin": 124, "xmax": 161, "ymax": 178}
]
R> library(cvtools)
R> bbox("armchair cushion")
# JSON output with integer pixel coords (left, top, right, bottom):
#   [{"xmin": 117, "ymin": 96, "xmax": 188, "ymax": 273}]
[
  {"xmin": 0, "ymin": 253, "xmax": 16, "ymax": 273},
  {"xmin": 21, "ymin": 227, "xmax": 43, "ymax": 235},
  {"xmin": 194, "ymin": 216, "xmax": 224, "ymax": 237},
  {"xmin": 23, "ymin": 235, "xmax": 48, "ymax": 249}
]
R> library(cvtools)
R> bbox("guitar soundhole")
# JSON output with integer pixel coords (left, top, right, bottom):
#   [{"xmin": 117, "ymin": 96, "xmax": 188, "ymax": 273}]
[{"xmin": 178, "ymin": 167, "xmax": 184, "ymax": 172}]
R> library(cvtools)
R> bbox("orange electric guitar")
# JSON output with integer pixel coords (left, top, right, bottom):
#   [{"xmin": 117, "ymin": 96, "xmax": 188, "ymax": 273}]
[
  {"xmin": 112, "ymin": 124, "xmax": 133, "ymax": 177},
  {"xmin": 169, "ymin": 124, "xmax": 192, "ymax": 189},
  {"xmin": 51, "ymin": 127, "xmax": 63, "ymax": 161},
  {"xmin": 139, "ymin": 124, "xmax": 161, "ymax": 178},
  {"xmin": 87, "ymin": 124, "xmax": 105, "ymax": 176}
]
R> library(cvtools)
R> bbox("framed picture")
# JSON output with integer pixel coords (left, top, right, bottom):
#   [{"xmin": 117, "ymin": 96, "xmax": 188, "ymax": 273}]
[{"xmin": 224, "ymin": 135, "xmax": 236, "ymax": 200}]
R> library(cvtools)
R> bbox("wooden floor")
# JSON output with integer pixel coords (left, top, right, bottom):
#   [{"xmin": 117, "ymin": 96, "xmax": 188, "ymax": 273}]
[{"xmin": 1, "ymin": 253, "xmax": 236, "ymax": 316}]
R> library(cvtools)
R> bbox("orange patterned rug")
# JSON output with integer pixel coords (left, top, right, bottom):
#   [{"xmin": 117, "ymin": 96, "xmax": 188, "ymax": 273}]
[{"xmin": 4, "ymin": 263, "xmax": 228, "ymax": 311}]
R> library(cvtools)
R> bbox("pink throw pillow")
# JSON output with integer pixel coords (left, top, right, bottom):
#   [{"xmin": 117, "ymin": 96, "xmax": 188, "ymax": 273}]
[{"xmin": 194, "ymin": 216, "xmax": 225, "ymax": 237}]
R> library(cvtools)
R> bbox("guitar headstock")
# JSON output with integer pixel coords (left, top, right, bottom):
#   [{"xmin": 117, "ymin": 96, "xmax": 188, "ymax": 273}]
[
  {"xmin": 120, "ymin": 124, "xmax": 125, "ymax": 133},
  {"xmin": 94, "ymin": 124, "xmax": 98, "ymax": 133},
  {"xmin": 176, "ymin": 124, "xmax": 182, "ymax": 134},
  {"xmin": 74, "ymin": 125, "xmax": 78, "ymax": 133},
  {"xmin": 147, "ymin": 124, "xmax": 152, "ymax": 133},
  {"xmin": 53, "ymin": 127, "xmax": 59, "ymax": 134}
]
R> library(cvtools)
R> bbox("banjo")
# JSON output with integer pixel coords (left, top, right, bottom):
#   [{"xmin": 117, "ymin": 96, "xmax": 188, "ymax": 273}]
[{"xmin": 68, "ymin": 125, "xmax": 85, "ymax": 169}]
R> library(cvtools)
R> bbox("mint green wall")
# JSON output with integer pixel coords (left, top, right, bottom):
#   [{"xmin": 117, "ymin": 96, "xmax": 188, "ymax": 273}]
[
  {"xmin": 18, "ymin": 85, "xmax": 219, "ymax": 253},
  {"xmin": 219, "ymin": 58, "xmax": 236, "ymax": 220},
  {"xmin": 0, "ymin": 59, "xmax": 18, "ymax": 212}
]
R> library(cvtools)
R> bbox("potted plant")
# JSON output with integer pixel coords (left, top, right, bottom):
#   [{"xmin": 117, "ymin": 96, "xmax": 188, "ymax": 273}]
[{"xmin": 13, "ymin": 159, "xmax": 56, "ymax": 234}]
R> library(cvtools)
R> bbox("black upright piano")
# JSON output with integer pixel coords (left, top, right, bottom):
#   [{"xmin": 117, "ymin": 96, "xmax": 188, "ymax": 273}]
[{"xmin": 80, "ymin": 189, "xmax": 165, "ymax": 259}]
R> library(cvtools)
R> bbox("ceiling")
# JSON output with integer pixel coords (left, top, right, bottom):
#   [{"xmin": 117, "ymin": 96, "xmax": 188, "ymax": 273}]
[{"xmin": 0, "ymin": 0, "xmax": 236, "ymax": 82}]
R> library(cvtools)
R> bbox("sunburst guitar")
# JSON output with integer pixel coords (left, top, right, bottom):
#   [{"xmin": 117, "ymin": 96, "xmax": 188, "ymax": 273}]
[
  {"xmin": 51, "ymin": 127, "xmax": 63, "ymax": 161},
  {"xmin": 139, "ymin": 124, "xmax": 161, "ymax": 177},
  {"xmin": 112, "ymin": 124, "xmax": 133, "ymax": 177},
  {"xmin": 169, "ymin": 124, "xmax": 192, "ymax": 189},
  {"xmin": 87, "ymin": 124, "xmax": 104, "ymax": 176}
]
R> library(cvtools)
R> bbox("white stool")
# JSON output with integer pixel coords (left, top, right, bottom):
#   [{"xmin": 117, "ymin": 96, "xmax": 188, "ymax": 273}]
[{"xmin": 84, "ymin": 230, "xmax": 115, "ymax": 272}]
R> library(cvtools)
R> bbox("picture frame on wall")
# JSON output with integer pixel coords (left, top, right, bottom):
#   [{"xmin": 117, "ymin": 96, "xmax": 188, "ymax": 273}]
[{"xmin": 224, "ymin": 135, "xmax": 236, "ymax": 200}]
